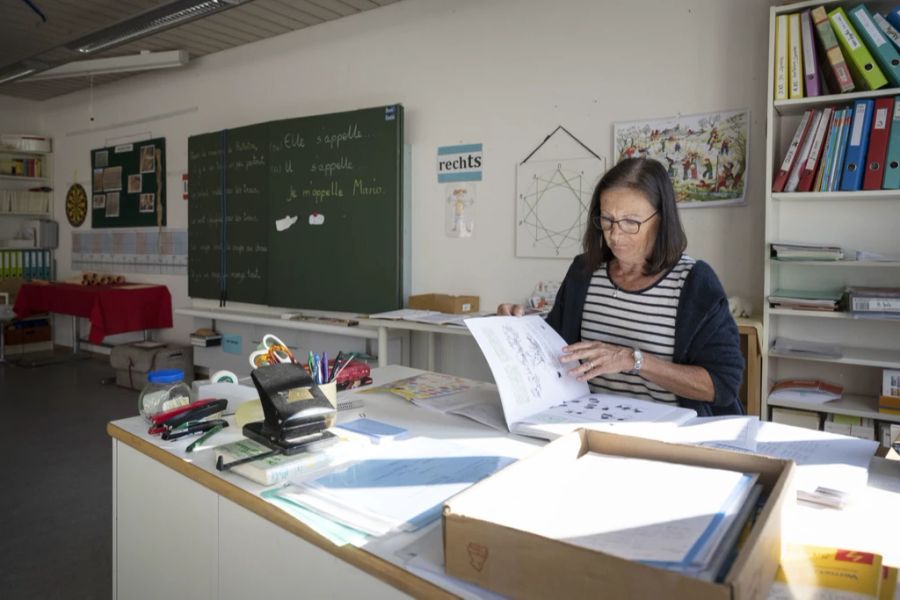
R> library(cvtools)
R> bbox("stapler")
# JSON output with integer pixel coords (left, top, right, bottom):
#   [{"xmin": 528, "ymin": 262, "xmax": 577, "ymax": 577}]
[{"xmin": 242, "ymin": 362, "xmax": 336, "ymax": 455}]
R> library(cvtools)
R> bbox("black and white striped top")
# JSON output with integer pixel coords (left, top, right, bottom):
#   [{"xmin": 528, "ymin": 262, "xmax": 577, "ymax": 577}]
[{"xmin": 580, "ymin": 255, "xmax": 695, "ymax": 403}]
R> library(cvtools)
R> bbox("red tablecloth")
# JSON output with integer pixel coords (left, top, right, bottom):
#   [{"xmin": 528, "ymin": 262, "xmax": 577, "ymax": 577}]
[{"xmin": 14, "ymin": 283, "xmax": 173, "ymax": 344}]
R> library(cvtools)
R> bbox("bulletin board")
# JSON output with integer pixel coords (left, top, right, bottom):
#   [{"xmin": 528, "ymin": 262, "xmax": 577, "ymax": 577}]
[{"xmin": 91, "ymin": 138, "xmax": 166, "ymax": 228}]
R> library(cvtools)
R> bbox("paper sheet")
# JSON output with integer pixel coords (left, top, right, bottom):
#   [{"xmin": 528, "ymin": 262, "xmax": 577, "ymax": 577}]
[
  {"xmin": 663, "ymin": 416, "xmax": 760, "ymax": 453},
  {"xmin": 755, "ymin": 421, "xmax": 877, "ymax": 494},
  {"xmin": 465, "ymin": 315, "xmax": 586, "ymax": 428},
  {"xmin": 466, "ymin": 452, "xmax": 756, "ymax": 566},
  {"xmin": 363, "ymin": 372, "xmax": 479, "ymax": 401}
]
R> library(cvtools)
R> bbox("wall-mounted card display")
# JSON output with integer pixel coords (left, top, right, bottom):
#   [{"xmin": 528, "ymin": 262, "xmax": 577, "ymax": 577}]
[{"xmin": 91, "ymin": 137, "xmax": 166, "ymax": 228}]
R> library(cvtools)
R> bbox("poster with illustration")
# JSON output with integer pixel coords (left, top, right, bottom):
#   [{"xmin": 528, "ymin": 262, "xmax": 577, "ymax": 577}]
[
  {"xmin": 445, "ymin": 182, "xmax": 476, "ymax": 238},
  {"xmin": 613, "ymin": 109, "xmax": 749, "ymax": 207}
]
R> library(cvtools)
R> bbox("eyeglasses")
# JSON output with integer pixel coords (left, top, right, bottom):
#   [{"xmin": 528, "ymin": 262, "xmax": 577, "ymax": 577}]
[{"xmin": 592, "ymin": 211, "xmax": 658, "ymax": 234}]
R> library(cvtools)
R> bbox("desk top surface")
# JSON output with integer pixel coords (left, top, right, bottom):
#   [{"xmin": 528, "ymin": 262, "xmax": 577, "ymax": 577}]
[{"xmin": 108, "ymin": 366, "xmax": 900, "ymax": 597}]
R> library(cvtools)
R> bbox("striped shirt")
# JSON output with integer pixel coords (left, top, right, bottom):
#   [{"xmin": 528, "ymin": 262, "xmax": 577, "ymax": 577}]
[{"xmin": 580, "ymin": 255, "xmax": 696, "ymax": 403}]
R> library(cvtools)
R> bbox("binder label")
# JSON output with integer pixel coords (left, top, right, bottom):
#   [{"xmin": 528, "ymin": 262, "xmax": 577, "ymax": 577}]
[
  {"xmin": 833, "ymin": 13, "xmax": 861, "ymax": 50},
  {"xmin": 894, "ymin": 99, "xmax": 900, "ymax": 121},
  {"xmin": 855, "ymin": 9, "xmax": 887, "ymax": 47},
  {"xmin": 875, "ymin": 107, "xmax": 889, "ymax": 130},
  {"xmin": 852, "ymin": 103, "xmax": 868, "ymax": 146}
]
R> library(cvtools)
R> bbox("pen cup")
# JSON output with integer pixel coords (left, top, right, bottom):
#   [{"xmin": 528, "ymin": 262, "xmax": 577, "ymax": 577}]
[{"xmin": 318, "ymin": 381, "xmax": 337, "ymax": 429}]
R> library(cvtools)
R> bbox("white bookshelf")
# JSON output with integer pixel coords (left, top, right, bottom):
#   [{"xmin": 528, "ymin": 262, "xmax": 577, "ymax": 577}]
[{"xmin": 763, "ymin": 1, "xmax": 900, "ymax": 430}]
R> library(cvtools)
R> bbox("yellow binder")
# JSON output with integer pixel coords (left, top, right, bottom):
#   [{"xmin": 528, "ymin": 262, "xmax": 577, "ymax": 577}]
[
  {"xmin": 774, "ymin": 13, "xmax": 788, "ymax": 100},
  {"xmin": 789, "ymin": 13, "xmax": 804, "ymax": 98},
  {"xmin": 829, "ymin": 6, "xmax": 888, "ymax": 90}
]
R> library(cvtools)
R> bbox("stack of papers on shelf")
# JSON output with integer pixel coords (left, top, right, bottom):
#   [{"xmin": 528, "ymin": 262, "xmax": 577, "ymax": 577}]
[
  {"xmin": 771, "ymin": 242, "xmax": 843, "ymax": 261},
  {"xmin": 768, "ymin": 379, "xmax": 843, "ymax": 405},
  {"xmin": 465, "ymin": 315, "xmax": 697, "ymax": 440},
  {"xmin": 768, "ymin": 288, "xmax": 843, "ymax": 311},
  {"xmin": 856, "ymin": 250, "xmax": 900, "ymax": 262},
  {"xmin": 271, "ymin": 437, "xmax": 514, "ymax": 537},
  {"xmin": 771, "ymin": 337, "xmax": 843, "ymax": 359},
  {"xmin": 846, "ymin": 286, "xmax": 900, "ymax": 315}
]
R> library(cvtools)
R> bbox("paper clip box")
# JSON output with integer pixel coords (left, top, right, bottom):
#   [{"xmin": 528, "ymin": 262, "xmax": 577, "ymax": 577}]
[
  {"xmin": 443, "ymin": 429, "xmax": 793, "ymax": 600},
  {"xmin": 408, "ymin": 293, "xmax": 480, "ymax": 314}
]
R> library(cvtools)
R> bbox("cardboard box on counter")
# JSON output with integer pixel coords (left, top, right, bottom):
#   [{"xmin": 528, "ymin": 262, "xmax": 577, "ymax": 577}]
[
  {"xmin": 408, "ymin": 293, "xmax": 480, "ymax": 314},
  {"xmin": 443, "ymin": 429, "xmax": 793, "ymax": 600}
]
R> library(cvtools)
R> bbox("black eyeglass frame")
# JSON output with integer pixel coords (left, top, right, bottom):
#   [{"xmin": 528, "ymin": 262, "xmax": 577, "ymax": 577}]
[{"xmin": 592, "ymin": 210, "xmax": 658, "ymax": 234}]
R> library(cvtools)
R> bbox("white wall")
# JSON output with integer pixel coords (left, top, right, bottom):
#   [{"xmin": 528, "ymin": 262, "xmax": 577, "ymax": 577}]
[{"xmin": 10, "ymin": 0, "xmax": 772, "ymax": 375}]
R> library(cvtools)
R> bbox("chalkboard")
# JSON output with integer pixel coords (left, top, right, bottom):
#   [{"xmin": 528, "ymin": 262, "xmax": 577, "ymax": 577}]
[
  {"xmin": 187, "ymin": 105, "xmax": 404, "ymax": 312},
  {"xmin": 91, "ymin": 138, "xmax": 166, "ymax": 228}
]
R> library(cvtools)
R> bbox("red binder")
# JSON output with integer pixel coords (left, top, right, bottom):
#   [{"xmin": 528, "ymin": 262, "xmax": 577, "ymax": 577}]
[
  {"xmin": 797, "ymin": 108, "xmax": 833, "ymax": 193},
  {"xmin": 863, "ymin": 97, "xmax": 894, "ymax": 190},
  {"xmin": 773, "ymin": 110, "xmax": 815, "ymax": 192}
]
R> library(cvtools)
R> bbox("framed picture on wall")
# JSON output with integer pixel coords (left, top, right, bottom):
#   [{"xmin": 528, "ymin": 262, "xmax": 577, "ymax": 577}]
[
  {"xmin": 140, "ymin": 145, "xmax": 155, "ymax": 173},
  {"xmin": 106, "ymin": 192, "xmax": 120, "ymax": 217}
]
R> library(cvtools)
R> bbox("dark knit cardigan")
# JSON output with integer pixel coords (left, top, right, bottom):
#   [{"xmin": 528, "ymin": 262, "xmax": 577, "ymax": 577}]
[{"xmin": 545, "ymin": 255, "xmax": 745, "ymax": 417}]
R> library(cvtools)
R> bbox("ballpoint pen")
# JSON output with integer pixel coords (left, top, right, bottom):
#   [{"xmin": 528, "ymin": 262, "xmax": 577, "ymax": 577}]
[
  {"xmin": 322, "ymin": 352, "xmax": 329, "ymax": 383},
  {"xmin": 186, "ymin": 422, "xmax": 225, "ymax": 453}
]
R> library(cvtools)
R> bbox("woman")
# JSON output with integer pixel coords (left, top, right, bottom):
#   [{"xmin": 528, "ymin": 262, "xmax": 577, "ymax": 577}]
[{"xmin": 499, "ymin": 157, "xmax": 743, "ymax": 416}]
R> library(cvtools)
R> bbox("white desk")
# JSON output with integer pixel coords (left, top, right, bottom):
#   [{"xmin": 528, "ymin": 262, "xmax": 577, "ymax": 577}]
[{"xmin": 109, "ymin": 366, "xmax": 900, "ymax": 599}]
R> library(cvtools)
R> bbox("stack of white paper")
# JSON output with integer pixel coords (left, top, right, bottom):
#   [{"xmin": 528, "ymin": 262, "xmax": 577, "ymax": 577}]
[{"xmin": 467, "ymin": 452, "xmax": 758, "ymax": 577}]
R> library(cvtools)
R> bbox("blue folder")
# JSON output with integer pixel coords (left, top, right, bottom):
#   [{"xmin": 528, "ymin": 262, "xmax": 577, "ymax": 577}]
[
  {"xmin": 841, "ymin": 99, "xmax": 875, "ymax": 191},
  {"xmin": 884, "ymin": 97, "xmax": 900, "ymax": 189},
  {"xmin": 850, "ymin": 5, "xmax": 900, "ymax": 87}
]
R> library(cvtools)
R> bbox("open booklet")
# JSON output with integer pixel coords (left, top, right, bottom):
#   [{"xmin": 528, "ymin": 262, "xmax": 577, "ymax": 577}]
[{"xmin": 464, "ymin": 315, "xmax": 697, "ymax": 440}]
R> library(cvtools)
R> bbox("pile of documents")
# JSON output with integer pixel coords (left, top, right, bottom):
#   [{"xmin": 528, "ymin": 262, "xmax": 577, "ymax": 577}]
[
  {"xmin": 771, "ymin": 337, "xmax": 843, "ymax": 359},
  {"xmin": 367, "ymin": 308, "xmax": 485, "ymax": 327},
  {"xmin": 846, "ymin": 286, "xmax": 900, "ymax": 316},
  {"xmin": 768, "ymin": 288, "xmax": 843, "ymax": 311},
  {"xmin": 269, "ymin": 437, "xmax": 514, "ymax": 537},
  {"xmin": 771, "ymin": 242, "xmax": 843, "ymax": 261},
  {"xmin": 768, "ymin": 379, "xmax": 843, "ymax": 405}
]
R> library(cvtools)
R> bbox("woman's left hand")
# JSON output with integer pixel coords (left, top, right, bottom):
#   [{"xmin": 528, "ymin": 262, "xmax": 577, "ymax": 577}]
[{"xmin": 560, "ymin": 341, "xmax": 634, "ymax": 382}]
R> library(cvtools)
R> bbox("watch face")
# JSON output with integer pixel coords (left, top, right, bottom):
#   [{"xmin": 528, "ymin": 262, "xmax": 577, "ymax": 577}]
[{"xmin": 65, "ymin": 183, "xmax": 88, "ymax": 227}]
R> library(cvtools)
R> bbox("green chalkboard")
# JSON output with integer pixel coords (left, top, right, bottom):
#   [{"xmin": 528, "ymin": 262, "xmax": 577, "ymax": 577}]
[
  {"xmin": 187, "ymin": 105, "xmax": 404, "ymax": 312},
  {"xmin": 91, "ymin": 138, "xmax": 166, "ymax": 228},
  {"xmin": 187, "ymin": 132, "xmax": 223, "ymax": 301}
]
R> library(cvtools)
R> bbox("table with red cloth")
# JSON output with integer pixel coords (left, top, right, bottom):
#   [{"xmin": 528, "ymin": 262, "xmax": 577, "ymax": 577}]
[{"xmin": 13, "ymin": 282, "xmax": 173, "ymax": 344}]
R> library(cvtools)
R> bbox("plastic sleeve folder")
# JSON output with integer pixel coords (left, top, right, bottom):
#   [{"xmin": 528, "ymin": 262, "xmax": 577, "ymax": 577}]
[
  {"xmin": 841, "ymin": 99, "xmax": 875, "ymax": 192},
  {"xmin": 829, "ymin": 7, "xmax": 888, "ymax": 91},
  {"xmin": 812, "ymin": 6, "xmax": 854, "ymax": 93},
  {"xmin": 849, "ymin": 4, "xmax": 900, "ymax": 88},
  {"xmin": 883, "ymin": 97, "xmax": 900, "ymax": 189},
  {"xmin": 862, "ymin": 97, "xmax": 893, "ymax": 190}
]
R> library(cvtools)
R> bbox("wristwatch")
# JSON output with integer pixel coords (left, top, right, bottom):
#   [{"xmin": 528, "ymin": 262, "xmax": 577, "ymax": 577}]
[{"xmin": 630, "ymin": 347, "xmax": 644, "ymax": 374}]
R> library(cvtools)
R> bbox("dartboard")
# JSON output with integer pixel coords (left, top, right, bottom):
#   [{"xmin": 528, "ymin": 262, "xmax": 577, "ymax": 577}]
[{"xmin": 65, "ymin": 183, "xmax": 87, "ymax": 227}]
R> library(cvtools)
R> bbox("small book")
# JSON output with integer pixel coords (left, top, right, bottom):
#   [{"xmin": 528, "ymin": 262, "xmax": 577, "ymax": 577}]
[
  {"xmin": 770, "ymin": 544, "xmax": 883, "ymax": 599},
  {"xmin": 213, "ymin": 439, "xmax": 336, "ymax": 485}
]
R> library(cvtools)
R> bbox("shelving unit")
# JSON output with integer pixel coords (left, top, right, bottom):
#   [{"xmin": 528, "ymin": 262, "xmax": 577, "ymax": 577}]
[{"xmin": 763, "ymin": 1, "xmax": 900, "ymax": 437}]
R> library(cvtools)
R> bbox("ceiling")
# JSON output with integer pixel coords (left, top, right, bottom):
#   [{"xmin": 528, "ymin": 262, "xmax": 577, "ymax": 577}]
[{"xmin": 0, "ymin": 0, "xmax": 399, "ymax": 101}]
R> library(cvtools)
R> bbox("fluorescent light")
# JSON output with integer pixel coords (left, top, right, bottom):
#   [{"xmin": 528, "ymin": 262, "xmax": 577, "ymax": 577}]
[
  {"xmin": 66, "ymin": 0, "xmax": 247, "ymax": 55},
  {"xmin": 0, "ymin": 69, "xmax": 37, "ymax": 85},
  {"xmin": 25, "ymin": 50, "xmax": 189, "ymax": 81}
]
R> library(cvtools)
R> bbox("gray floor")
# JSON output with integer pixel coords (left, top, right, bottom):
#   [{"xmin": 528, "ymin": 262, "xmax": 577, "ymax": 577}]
[{"xmin": 0, "ymin": 353, "xmax": 136, "ymax": 600}]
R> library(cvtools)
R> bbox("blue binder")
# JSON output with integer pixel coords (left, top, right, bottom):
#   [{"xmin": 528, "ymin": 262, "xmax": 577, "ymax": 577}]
[
  {"xmin": 841, "ymin": 99, "xmax": 874, "ymax": 191},
  {"xmin": 850, "ymin": 5, "xmax": 900, "ymax": 87},
  {"xmin": 884, "ymin": 97, "xmax": 900, "ymax": 189}
]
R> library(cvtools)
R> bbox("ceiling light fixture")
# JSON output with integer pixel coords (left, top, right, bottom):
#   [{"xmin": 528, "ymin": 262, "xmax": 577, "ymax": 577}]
[
  {"xmin": 0, "ymin": 68, "xmax": 37, "ymax": 85},
  {"xmin": 25, "ymin": 50, "xmax": 189, "ymax": 81},
  {"xmin": 66, "ymin": 0, "xmax": 249, "ymax": 55}
]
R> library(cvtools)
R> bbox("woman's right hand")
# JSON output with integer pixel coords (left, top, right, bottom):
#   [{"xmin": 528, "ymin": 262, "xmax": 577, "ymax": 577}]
[{"xmin": 496, "ymin": 303, "xmax": 525, "ymax": 316}]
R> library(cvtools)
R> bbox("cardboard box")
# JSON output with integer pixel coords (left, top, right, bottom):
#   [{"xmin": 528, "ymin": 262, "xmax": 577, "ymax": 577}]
[
  {"xmin": 4, "ymin": 320, "xmax": 51, "ymax": 346},
  {"xmin": 444, "ymin": 429, "xmax": 793, "ymax": 600},
  {"xmin": 408, "ymin": 293, "xmax": 480, "ymax": 314}
]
